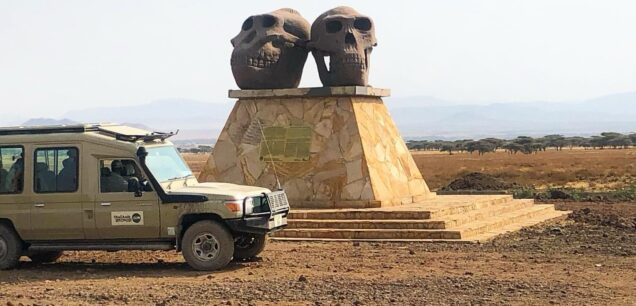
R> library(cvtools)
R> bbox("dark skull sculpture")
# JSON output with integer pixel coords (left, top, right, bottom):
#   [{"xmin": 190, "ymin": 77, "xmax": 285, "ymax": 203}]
[
  {"xmin": 230, "ymin": 8, "xmax": 310, "ymax": 89},
  {"xmin": 309, "ymin": 6, "xmax": 377, "ymax": 87}
]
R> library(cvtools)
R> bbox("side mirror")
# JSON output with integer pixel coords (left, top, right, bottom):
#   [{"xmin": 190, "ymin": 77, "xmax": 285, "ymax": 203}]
[
  {"xmin": 129, "ymin": 179, "xmax": 143, "ymax": 197},
  {"xmin": 140, "ymin": 179, "xmax": 152, "ymax": 191}
]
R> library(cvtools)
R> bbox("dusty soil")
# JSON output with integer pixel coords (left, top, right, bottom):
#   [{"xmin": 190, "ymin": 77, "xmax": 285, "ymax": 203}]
[
  {"xmin": 1, "ymin": 202, "xmax": 635, "ymax": 306},
  {"xmin": 412, "ymin": 149, "xmax": 636, "ymax": 191},
  {"xmin": 441, "ymin": 172, "xmax": 517, "ymax": 191}
]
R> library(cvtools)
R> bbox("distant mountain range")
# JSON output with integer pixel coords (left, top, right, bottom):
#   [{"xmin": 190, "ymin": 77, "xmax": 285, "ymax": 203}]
[
  {"xmin": 7, "ymin": 91, "xmax": 636, "ymax": 142},
  {"xmin": 387, "ymin": 91, "xmax": 636, "ymax": 139}
]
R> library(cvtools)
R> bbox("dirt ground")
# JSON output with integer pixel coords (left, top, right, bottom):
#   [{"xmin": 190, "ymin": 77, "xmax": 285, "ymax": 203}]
[{"xmin": 1, "ymin": 202, "xmax": 634, "ymax": 306}]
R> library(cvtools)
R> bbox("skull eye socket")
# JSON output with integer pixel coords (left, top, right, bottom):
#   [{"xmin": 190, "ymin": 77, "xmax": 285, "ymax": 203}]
[
  {"xmin": 242, "ymin": 17, "xmax": 253, "ymax": 31},
  {"xmin": 262, "ymin": 15, "xmax": 276, "ymax": 28},
  {"xmin": 354, "ymin": 18, "xmax": 372, "ymax": 31},
  {"xmin": 326, "ymin": 20, "xmax": 343, "ymax": 33}
]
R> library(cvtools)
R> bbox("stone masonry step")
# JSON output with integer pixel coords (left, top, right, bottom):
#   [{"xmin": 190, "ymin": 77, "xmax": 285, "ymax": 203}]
[
  {"xmin": 433, "ymin": 199, "xmax": 535, "ymax": 229},
  {"xmin": 275, "ymin": 204, "xmax": 562, "ymax": 240},
  {"xmin": 286, "ymin": 199, "xmax": 535, "ymax": 230},
  {"xmin": 456, "ymin": 204, "xmax": 559, "ymax": 238},
  {"xmin": 465, "ymin": 210, "xmax": 570, "ymax": 242},
  {"xmin": 288, "ymin": 195, "xmax": 515, "ymax": 221}
]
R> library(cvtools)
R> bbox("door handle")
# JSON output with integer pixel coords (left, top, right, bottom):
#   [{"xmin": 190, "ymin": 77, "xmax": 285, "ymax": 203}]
[
  {"xmin": 34, "ymin": 203, "xmax": 45, "ymax": 208},
  {"xmin": 100, "ymin": 202, "xmax": 111, "ymax": 207}
]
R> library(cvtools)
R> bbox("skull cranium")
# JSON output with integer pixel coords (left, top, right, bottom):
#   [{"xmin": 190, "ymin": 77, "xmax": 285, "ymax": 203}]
[
  {"xmin": 230, "ymin": 8, "xmax": 310, "ymax": 89},
  {"xmin": 309, "ymin": 6, "xmax": 377, "ymax": 87}
]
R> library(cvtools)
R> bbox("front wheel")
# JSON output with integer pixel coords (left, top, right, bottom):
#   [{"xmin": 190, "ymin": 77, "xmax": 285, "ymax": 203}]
[
  {"xmin": 28, "ymin": 251, "xmax": 64, "ymax": 263},
  {"xmin": 233, "ymin": 234, "xmax": 267, "ymax": 261},
  {"xmin": 0, "ymin": 224, "xmax": 23, "ymax": 270},
  {"xmin": 181, "ymin": 220, "xmax": 234, "ymax": 271}
]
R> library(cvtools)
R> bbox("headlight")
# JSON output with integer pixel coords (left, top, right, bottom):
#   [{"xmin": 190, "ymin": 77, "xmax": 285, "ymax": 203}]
[{"xmin": 243, "ymin": 197, "xmax": 254, "ymax": 215}]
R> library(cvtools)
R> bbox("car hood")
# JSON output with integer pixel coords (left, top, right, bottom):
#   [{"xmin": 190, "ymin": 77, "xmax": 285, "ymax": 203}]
[{"xmin": 166, "ymin": 182, "xmax": 271, "ymax": 200}]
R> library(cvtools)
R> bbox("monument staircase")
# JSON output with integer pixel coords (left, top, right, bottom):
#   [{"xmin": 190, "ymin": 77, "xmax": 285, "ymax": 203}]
[{"xmin": 273, "ymin": 195, "xmax": 569, "ymax": 242}]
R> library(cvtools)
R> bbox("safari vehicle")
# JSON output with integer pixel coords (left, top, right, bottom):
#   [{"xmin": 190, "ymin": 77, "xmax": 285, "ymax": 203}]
[{"xmin": 0, "ymin": 124, "xmax": 289, "ymax": 271}]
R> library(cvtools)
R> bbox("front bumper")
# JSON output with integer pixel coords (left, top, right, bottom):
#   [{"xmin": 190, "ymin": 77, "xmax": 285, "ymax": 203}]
[
  {"xmin": 226, "ymin": 190, "xmax": 291, "ymax": 235},
  {"xmin": 226, "ymin": 212, "xmax": 288, "ymax": 234}
]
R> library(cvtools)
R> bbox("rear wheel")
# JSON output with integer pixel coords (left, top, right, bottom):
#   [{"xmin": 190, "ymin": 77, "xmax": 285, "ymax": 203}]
[
  {"xmin": 182, "ymin": 220, "xmax": 234, "ymax": 271},
  {"xmin": 28, "ymin": 251, "xmax": 64, "ymax": 263},
  {"xmin": 233, "ymin": 234, "xmax": 267, "ymax": 261},
  {"xmin": 0, "ymin": 224, "xmax": 23, "ymax": 270}
]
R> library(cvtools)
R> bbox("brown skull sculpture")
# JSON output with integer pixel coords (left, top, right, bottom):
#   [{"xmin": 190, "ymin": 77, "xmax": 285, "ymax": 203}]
[
  {"xmin": 309, "ymin": 6, "xmax": 377, "ymax": 87},
  {"xmin": 230, "ymin": 8, "xmax": 310, "ymax": 89}
]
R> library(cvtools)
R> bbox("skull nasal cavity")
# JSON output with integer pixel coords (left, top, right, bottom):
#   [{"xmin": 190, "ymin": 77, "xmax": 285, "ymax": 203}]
[{"xmin": 345, "ymin": 33, "xmax": 356, "ymax": 44}]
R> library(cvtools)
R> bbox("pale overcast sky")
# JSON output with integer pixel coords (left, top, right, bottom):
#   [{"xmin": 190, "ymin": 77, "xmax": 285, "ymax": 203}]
[{"xmin": 1, "ymin": 0, "xmax": 635, "ymax": 118}]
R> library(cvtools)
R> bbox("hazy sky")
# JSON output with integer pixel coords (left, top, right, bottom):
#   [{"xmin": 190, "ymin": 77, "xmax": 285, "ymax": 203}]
[{"xmin": 1, "ymin": 0, "xmax": 635, "ymax": 118}]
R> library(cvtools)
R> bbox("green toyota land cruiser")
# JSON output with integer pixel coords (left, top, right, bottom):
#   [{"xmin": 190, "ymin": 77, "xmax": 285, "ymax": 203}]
[{"xmin": 0, "ymin": 124, "xmax": 289, "ymax": 271}]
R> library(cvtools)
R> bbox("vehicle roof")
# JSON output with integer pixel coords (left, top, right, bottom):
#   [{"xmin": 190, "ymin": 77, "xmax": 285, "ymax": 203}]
[{"xmin": 0, "ymin": 123, "xmax": 176, "ymax": 149}]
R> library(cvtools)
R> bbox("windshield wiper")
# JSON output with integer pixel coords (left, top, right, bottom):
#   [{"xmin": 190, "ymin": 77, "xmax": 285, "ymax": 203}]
[
  {"xmin": 165, "ymin": 174, "xmax": 194, "ymax": 190},
  {"xmin": 166, "ymin": 174, "xmax": 193, "ymax": 182}
]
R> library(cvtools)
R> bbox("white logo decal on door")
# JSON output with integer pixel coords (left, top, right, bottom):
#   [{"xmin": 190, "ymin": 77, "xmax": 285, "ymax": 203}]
[{"xmin": 111, "ymin": 211, "xmax": 144, "ymax": 226}]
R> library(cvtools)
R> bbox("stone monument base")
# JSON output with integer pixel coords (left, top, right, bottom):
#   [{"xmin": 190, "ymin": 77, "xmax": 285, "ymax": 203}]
[
  {"xmin": 199, "ymin": 87, "xmax": 433, "ymax": 208},
  {"xmin": 273, "ymin": 195, "xmax": 570, "ymax": 242}
]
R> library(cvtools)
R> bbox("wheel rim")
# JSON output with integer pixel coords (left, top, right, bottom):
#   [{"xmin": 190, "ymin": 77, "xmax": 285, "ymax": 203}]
[
  {"xmin": 0, "ymin": 237, "xmax": 7, "ymax": 260},
  {"xmin": 192, "ymin": 232, "xmax": 220, "ymax": 261},
  {"xmin": 235, "ymin": 235, "xmax": 255, "ymax": 249}
]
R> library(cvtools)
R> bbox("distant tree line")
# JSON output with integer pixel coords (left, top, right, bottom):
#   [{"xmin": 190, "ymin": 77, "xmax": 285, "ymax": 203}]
[
  {"xmin": 406, "ymin": 132, "xmax": 636, "ymax": 155},
  {"xmin": 177, "ymin": 145, "xmax": 213, "ymax": 154}
]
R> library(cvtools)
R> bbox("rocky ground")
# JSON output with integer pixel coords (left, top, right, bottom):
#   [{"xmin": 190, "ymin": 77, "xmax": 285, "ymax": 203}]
[{"xmin": 1, "ymin": 202, "xmax": 635, "ymax": 306}]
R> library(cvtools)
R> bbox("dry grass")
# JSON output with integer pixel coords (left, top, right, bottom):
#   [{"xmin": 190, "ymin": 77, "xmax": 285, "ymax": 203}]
[
  {"xmin": 182, "ymin": 153, "xmax": 208, "ymax": 177},
  {"xmin": 183, "ymin": 148, "xmax": 636, "ymax": 192},
  {"xmin": 413, "ymin": 148, "xmax": 636, "ymax": 191}
]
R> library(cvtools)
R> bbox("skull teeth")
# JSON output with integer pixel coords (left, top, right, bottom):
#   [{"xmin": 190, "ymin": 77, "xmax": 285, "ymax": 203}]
[
  {"xmin": 331, "ymin": 54, "xmax": 367, "ymax": 69},
  {"xmin": 247, "ymin": 56, "xmax": 279, "ymax": 68}
]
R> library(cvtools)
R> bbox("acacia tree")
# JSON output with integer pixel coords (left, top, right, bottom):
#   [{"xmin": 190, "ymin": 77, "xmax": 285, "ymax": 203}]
[{"xmin": 541, "ymin": 134, "xmax": 567, "ymax": 151}]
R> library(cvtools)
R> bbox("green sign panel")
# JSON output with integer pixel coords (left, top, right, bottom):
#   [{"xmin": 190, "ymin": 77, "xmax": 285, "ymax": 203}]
[{"xmin": 260, "ymin": 126, "xmax": 312, "ymax": 162}]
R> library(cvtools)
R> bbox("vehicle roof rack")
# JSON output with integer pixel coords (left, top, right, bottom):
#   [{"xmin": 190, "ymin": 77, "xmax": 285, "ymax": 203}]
[
  {"xmin": 98, "ymin": 128, "xmax": 177, "ymax": 142},
  {"xmin": 0, "ymin": 123, "xmax": 176, "ymax": 142},
  {"xmin": 0, "ymin": 124, "xmax": 96, "ymax": 136}
]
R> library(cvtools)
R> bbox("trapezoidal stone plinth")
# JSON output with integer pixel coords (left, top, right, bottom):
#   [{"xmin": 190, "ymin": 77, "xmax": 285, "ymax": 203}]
[{"xmin": 199, "ymin": 86, "xmax": 433, "ymax": 208}]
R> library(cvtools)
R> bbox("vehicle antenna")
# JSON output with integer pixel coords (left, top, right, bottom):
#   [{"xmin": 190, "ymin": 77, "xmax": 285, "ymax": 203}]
[{"xmin": 257, "ymin": 119, "xmax": 282, "ymax": 190}]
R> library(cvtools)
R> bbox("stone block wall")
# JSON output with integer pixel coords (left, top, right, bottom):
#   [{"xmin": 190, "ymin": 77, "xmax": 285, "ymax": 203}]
[{"xmin": 199, "ymin": 89, "xmax": 432, "ymax": 208}]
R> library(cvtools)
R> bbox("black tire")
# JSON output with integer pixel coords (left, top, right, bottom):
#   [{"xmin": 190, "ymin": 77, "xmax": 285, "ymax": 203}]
[
  {"xmin": 28, "ymin": 251, "xmax": 64, "ymax": 264},
  {"xmin": 181, "ymin": 220, "xmax": 234, "ymax": 271},
  {"xmin": 233, "ymin": 234, "xmax": 267, "ymax": 261},
  {"xmin": 0, "ymin": 224, "xmax": 23, "ymax": 270}
]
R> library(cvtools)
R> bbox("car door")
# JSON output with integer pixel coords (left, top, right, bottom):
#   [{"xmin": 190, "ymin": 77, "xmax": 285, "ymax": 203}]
[
  {"xmin": 94, "ymin": 159, "xmax": 161, "ymax": 239},
  {"xmin": 30, "ymin": 146, "xmax": 85, "ymax": 240}
]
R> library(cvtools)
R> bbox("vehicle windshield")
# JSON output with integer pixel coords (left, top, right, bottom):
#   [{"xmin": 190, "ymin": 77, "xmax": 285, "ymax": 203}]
[{"xmin": 145, "ymin": 146, "xmax": 193, "ymax": 182}]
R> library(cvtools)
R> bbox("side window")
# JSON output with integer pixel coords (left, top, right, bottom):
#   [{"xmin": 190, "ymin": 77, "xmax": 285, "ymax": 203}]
[
  {"xmin": 100, "ymin": 159, "xmax": 152, "ymax": 193},
  {"xmin": 34, "ymin": 147, "xmax": 79, "ymax": 193},
  {"xmin": 0, "ymin": 146, "xmax": 24, "ymax": 194}
]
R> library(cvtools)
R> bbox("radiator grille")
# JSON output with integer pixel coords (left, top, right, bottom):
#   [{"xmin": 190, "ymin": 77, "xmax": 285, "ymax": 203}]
[{"xmin": 266, "ymin": 191, "xmax": 290, "ymax": 214}]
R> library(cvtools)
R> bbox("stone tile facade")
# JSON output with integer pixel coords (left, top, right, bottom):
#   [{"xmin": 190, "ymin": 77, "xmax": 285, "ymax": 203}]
[{"xmin": 199, "ymin": 87, "xmax": 433, "ymax": 208}]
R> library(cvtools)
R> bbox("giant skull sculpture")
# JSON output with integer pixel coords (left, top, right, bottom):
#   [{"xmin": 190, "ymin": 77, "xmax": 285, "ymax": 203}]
[
  {"xmin": 309, "ymin": 6, "xmax": 377, "ymax": 87},
  {"xmin": 230, "ymin": 8, "xmax": 310, "ymax": 89}
]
